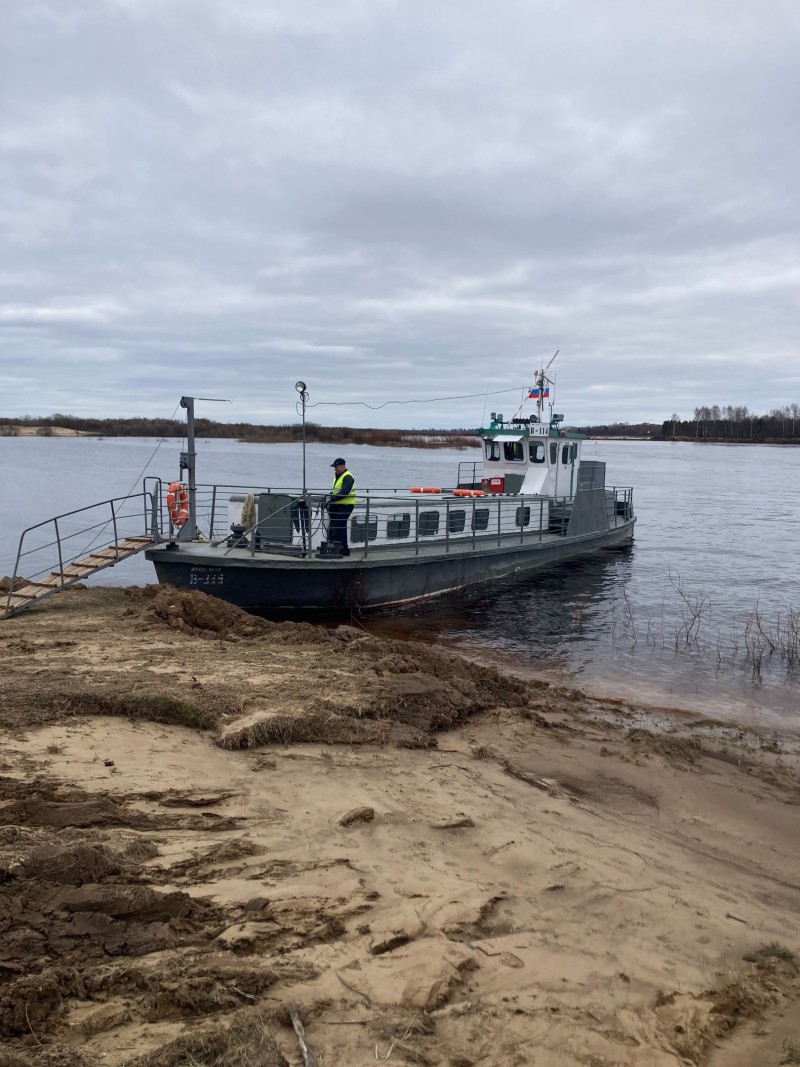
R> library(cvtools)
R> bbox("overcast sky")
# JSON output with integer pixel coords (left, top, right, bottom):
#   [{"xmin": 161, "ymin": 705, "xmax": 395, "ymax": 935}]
[{"xmin": 2, "ymin": 0, "xmax": 798, "ymax": 429}]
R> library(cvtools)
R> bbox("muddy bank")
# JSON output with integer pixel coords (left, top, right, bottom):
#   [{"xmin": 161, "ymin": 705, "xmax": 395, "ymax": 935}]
[
  {"xmin": 0, "ymin": 586, "xmax": 798, "ymax": 1067},
  {"xmin": 2, "ymin": 585, "xmax": 533, "ymax": 746}
]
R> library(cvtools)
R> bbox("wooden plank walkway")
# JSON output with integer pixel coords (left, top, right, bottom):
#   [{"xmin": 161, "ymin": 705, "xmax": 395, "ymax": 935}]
[{"xmin": 2, "ymin": 536, "xmax": 154, "ymax": 618}]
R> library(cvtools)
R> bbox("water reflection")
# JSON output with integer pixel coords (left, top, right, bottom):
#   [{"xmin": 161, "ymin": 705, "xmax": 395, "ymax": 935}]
[
  {"xmin": 364, "ymin": 548, "xmax": 633, "ymax": 668},
  {"xmin": 364, "ymin": 545, "xmax": 800, "ymax": 729}
]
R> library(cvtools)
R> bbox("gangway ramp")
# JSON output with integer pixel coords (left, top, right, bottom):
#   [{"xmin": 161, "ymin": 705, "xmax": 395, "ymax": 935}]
[
  {"xmin": 2, "ymin": 488, "xmax": 161, "ymax": 619},
  {"xmin": 3, "ymin": 536, "xmax": 155, "ymax": 618}
]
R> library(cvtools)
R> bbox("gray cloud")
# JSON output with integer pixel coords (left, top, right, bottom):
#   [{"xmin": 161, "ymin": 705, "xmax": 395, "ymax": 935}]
[{"xmin": 1, "ymin": 0, "xmax": 798, "ymax": 427}]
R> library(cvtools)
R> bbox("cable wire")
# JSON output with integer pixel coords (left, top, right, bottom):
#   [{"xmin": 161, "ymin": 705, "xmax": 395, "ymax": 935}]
[
  {"xmin": 123, "ymin": 400, "xmax": 184, "ymax": 497},
  {"xmin": 307, "ymin": 387, "xmax": 522, "ymax": 412},
  {"xmin": 76, "ymin": 402, "xmax": 183, "ymax": 558}
]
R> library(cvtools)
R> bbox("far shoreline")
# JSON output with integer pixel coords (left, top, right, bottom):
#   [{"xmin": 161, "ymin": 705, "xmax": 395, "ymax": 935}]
[{"xmin": 3, "ymin": 425, "xmax": 799, "ymax": 448}]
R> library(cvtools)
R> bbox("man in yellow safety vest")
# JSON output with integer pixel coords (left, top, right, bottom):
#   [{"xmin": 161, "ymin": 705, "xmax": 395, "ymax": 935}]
[{"xmin": 328, "ymin": 458, "xmax": 356, "ymax": 556}]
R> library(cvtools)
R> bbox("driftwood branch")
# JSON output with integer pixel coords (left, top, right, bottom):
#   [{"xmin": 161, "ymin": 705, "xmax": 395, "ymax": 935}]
[
  {"xmin": 289, "ymin": 1005, "xmax": 318, "ymax": 1067},
  {"xmin": 501, "ymin": 759, "xmax": 565, "ymax": 797},
  {"xmin": 430, "ymin": 816, "xmax": 475, "ymax": 829},
  {"xmin": 335, "ymin": 969, "xmax": 372, "ymax": 1005}
]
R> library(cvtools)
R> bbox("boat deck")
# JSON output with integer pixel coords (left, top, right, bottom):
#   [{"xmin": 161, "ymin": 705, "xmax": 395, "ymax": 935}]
[{"xmin": 149, "ymin": 517, "xmax": 633, "ymax": 568}]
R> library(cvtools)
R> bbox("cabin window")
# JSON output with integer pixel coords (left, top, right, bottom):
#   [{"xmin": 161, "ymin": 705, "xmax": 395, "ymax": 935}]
[
  {"xmin": 351, "ymin": 514, "xmax": 378, "ymax": 543},
  {"xmin": 386, "ymin": 513, "xmax": 411, "ymax": 539},
  {"xmin": 561, "ymin": 444, "xmax": 572, "ymax": 465},
  {"xmin": 484, "ymin": 440, "xmax": 501, "ymax": 461},
  {"xmin": 549, "ymin": 442, "xmax": 558, "ymax": 465},
  {"xmin": 472, "ymin": 507, "xmax": 490, "ymax": 531},
  {"xmin": 571, "ymin": 442, "xmax": 578, "ymax": 462},
  {"xmin": 515, "ymin": 506, "xmax": 531, "ymax": 527},
  {"xmin": 503, "ymin": 441, "xmax": 525, "ymax": 462},
  {"xmin": 529, "ymin": 442, "xmax": 545, "ymax": 463},
  {"xmin": 447, "ymin": 508, "xmax": 466, "ymax": 533},
  {"xmin": 418, "ymin": 510, "xmax": 440, "ymax": 537}
]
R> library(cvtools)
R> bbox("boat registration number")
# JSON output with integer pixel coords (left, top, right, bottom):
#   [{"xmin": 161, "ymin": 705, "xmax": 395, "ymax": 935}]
[{"xmin": 189, "ymin": 567, "xmax": 224, "ymax": 587}]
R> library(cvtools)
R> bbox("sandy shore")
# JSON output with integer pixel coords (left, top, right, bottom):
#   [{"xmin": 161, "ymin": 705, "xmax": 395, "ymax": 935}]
[
  {"xmin": 0, "ymin": 426, "xmax": 92, "ymax": 437},
  {"xmin": 0, "ymin": 585, "xmax": 798, "ymax": 1067}
]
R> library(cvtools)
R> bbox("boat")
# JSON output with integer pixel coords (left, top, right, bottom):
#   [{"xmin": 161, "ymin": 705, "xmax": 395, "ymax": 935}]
[{"xmin": 3, "ymin": 365, "xmax": 635, "ymax": 618}]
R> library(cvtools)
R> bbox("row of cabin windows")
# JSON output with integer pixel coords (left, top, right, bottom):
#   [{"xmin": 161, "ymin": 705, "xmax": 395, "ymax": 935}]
[
  {"xmin": 351, "ymin": 506, "xmax": 534, "ymax": 543},
  {"xmin": 485, "ymin": 440, "xmax": 578, "ymax": 465}
]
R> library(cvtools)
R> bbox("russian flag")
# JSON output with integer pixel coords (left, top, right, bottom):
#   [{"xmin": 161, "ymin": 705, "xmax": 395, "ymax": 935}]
[{"xmin": 529, "ymin": 383, "xmax": 550, "ymax": 399}]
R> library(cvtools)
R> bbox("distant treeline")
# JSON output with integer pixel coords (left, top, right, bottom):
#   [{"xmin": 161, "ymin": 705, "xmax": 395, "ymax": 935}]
[
  {"xmin": 0, "ymin": 414, "xmax": 476, "ymax": 449},
  {"xmin": 6, "ymin": 406, "xmax": 799, "ymax": 445},
  {"xmin": 661, "ymin": 405, "xmax": 800, "ymax": 441},
  {"xmin": 579, "ymin": 420, "xmax": 660, "ymax": 438},
  {"xmin": 581, "ymin": 404, "xmax": 800, "ymax": 442}
]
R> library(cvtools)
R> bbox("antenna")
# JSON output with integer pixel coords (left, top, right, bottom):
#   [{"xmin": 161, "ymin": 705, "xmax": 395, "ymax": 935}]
[
  {"xmin": 295, "ymin": 382, "xmax": 309, "ymax": 552},
  {"xmin": 295, "ymin": 381, "xmax": 308, "ymax": 500},
  {"xmin": 542, "ymin": 350, "xmax": 559, "ymax": 420}
]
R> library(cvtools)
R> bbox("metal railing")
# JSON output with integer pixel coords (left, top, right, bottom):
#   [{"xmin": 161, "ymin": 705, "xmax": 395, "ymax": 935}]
[
  {"xmin": 610, "ymin": 486, "xmax": 635, "ymax": 522},
  {"xmin": 211, "ymin": 489, "xmax": 564, "ymax": 560},
  {"xmin": 457, "ymin": 460, "xmax": 481, "ymax": 488},
  {"xmin": 150, "ymin": 481, "xmax": 635, "ymax": 561},
  {"xmin": 5, "ymin": 489, "xmax": 159, "ymax": 614}
]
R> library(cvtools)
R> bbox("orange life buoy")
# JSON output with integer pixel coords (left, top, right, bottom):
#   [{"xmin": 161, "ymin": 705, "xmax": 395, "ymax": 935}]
[
  {"xmin": 410, "ymin": 486, "xmax": 442, "ymax": 494},
  {"xmin": 166, "ymin": 481, "xmax": 189, "ymax": 526},
  {"xmin": 452, "ymin": 488, "xmax": 485, "ymax": 497}
]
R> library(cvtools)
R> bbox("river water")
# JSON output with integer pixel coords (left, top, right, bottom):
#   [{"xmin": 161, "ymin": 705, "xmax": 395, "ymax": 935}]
[{"xmin": 2, "ymin": 434, "xmax": 799, "ymax": 729}]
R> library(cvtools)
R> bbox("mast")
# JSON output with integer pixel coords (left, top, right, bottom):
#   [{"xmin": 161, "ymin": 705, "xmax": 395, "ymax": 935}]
[
  {"xmin": 177, "ymin": 395, "xmax": 228, "ymax": 541},
  {"xmin": 538, "ymin": 349, "xmax": 559, "ymax": 423},
  {"xmin": 511, "ymin": 349, "xmax": 559, "ymax": 424},
  {"xmin": 178, "ymin": 396, "xmax": 197, "ymax": 541},
  {"xmin": 534, "ymin": 369, "xmax": 545, "ymax": 422}
]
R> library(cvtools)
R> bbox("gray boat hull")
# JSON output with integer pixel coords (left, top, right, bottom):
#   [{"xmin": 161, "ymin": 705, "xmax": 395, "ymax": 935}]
[{"xmin": 146, "ymin": 519, "xmax": 635, "ymax": 614}]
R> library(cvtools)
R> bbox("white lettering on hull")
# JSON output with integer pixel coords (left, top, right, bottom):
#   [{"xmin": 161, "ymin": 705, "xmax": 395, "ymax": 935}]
[{"xmin": 189, "ymin": 566, "xmax": 224, "ymax": 587}]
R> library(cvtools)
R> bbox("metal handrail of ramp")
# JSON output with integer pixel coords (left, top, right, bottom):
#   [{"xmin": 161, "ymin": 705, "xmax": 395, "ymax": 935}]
[{"xmin": 3, "ymin": 489, "xmax": 160, "ymax": 619}]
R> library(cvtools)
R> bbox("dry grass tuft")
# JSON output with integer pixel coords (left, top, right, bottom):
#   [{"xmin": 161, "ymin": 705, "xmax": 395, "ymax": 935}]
[
  {"xmin": 4, "ymin": 687, "xmax": 243, "ymax": 733},
  {"xmin": 626, "ymin": 728, "xmax": 703, "ymax": 764},
  {"xmin": 743, "ymin": 942, "xmax": 796, "ymax": 966},
  {"xmin": 217, "ymin": 711, "xmax": 376, "ymax": 749},
  {"xmin": 471, "ymin": 745, "xmax": 494, "ymax": 760},
  {"xmin": 0, "ymin": 826, "xmax": 45, "ymax": 875},
  {"xmin": 125, "ymin": 1008, "xmax": 288, "ymax": 1067}
]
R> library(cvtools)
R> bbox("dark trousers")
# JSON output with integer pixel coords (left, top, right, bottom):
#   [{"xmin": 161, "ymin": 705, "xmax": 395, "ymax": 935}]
[{"xmin": 328, "ymin": 504, "xmax": 354, "ymax": 555}]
